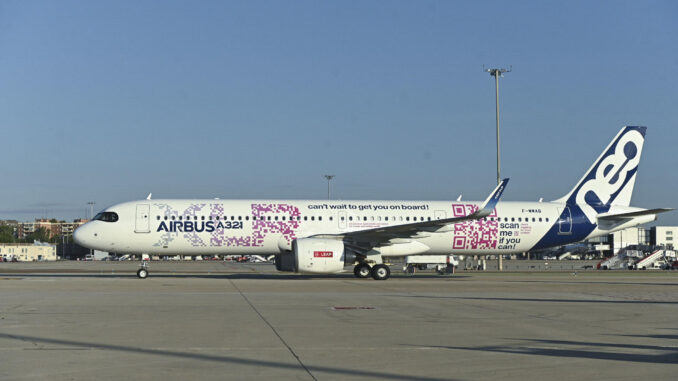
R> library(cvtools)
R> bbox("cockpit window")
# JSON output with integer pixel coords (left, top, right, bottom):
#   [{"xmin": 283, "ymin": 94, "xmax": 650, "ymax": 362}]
[{"xmin": 94, "ymin": 212, "xmax": 119, "ymax": 222}]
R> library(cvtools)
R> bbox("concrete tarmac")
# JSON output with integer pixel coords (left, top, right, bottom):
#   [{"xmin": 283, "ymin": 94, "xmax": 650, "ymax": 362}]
[{"xmin": 1, "ymin": 262, "xmax": 676, "ymax": 380}]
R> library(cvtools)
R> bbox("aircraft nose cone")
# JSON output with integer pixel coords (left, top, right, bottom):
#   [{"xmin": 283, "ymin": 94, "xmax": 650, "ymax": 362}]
[{"xmin": 73, "ymin": 225, "xmax": 88, "ymax": 247}]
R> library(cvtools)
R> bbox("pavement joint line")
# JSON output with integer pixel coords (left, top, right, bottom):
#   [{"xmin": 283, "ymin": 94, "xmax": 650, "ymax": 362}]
[{"xmin": 227, "ymin": 278, "xmax": 318, "ymax": 381}]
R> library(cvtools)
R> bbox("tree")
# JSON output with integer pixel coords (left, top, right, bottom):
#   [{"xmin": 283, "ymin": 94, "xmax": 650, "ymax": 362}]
[{"xmin": 0, "ymin": 225, "xmax": 16, "ymax": 243}]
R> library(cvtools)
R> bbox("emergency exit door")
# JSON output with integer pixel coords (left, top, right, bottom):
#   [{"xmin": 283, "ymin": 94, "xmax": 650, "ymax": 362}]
[{"xmin": 135, "ymin": 204, "xmax": 150, "ymax": 233}]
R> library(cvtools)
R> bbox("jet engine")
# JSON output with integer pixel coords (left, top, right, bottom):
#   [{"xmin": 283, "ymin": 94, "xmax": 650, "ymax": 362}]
[{"xmin": 275, "ymin": 238, "xmax": 354, "ymax": 274}]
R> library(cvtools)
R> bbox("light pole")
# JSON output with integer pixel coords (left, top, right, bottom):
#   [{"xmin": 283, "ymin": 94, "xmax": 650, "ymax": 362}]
[
  {"xmin": 86, "ymin": 201, "xmax": 95, "ymax": 257},
  {"xmin": 323, "ymin": 175, "xmax": 335, "ymax": 200},
  {"xmin": 484, "ymin": 66, "xmax": 511, "ymax": 271},
  {"xmin": 484, "ymin": 66, "xmax": 511, "ymax": 185},
  {"xmin": 87, "ymin": 202, "xmax": 96, "ymax": 220}
]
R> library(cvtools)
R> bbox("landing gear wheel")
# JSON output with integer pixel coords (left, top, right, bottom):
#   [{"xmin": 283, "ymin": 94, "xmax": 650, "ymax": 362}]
[
  {"xmin": 354, "ymin": 263, "xmax": 372, "ymax": 278},
  {"xmin": 137, "ymin": 268, "xmax": 148, "ymax": 279},
  {"xmin": 371, "ymin": 264, "xmax": 390, "ymax": 280}
]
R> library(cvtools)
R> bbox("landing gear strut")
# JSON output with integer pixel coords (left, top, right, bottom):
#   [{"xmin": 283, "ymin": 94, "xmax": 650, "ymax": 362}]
[
  {"xmin": 354, "ymin": 263, "xmax": 372, "ymax": 278},
  {"xmin": 137, "ymin": 261, "xmax": 149, "ymax": 279}
]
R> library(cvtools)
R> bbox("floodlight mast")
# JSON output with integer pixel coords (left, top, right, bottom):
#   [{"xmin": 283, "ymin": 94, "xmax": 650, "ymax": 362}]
[
  {"xmin": 484, "ymin": 66, "xmax": 512, "ymax": 185},
  {"xmin": 323, "ymin": 175, "xmax": 335, "ymax": 200}
]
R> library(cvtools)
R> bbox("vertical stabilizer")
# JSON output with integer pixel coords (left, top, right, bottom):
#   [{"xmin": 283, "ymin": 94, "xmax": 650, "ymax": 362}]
[{"xmin": 554, "ymin": 126, "xmax": 646, "ymax": 222}]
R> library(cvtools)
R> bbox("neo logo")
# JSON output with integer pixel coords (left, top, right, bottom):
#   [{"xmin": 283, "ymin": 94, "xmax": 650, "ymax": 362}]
[{"xmin": 576, "ymin": 129, "xmax": 644, "ymax": 222}]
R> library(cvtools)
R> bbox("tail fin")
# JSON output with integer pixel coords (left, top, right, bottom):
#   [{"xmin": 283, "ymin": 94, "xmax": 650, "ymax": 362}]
[{"xmin": 554, "ymin": 126, "xmax": 646, "ymax": 221}]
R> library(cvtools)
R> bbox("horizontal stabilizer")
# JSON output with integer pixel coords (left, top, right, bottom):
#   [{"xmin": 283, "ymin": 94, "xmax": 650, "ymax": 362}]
[{"xmin": 597, "ymin": 208, "xmax": 674, "ymax": 221}]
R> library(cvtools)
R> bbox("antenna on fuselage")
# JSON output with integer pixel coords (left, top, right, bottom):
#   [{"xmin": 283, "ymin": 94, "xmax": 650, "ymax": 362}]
[
  {"xmin": 146, "ymin": 193, "xmax": 152, "ymax": 200},
  {"xmin": 456, "ymin": 195, "xmax": 462, "ymax": 201}
]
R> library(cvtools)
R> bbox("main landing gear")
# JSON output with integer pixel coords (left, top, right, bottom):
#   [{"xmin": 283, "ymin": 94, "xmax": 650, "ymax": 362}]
[
  {"xmin": 137, "ymin": 261, "xmax": 149, "ymax": 279},
  {"xmin": 353, "ymin": 263, "xmax": 391, "ymax": 280}
]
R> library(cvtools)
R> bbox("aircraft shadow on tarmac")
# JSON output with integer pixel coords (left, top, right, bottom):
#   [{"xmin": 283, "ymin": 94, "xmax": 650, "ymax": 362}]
[
  {"xmin": 0, "ymin": 333, "xmax": 459, "ymax": 381},
  {"xmin": 506, "ymin": 279, "xmax": 678, "ymax": 287},
  {"xmin": 382, "ymin": 295, "xmax": 678, "ymax": 305},
  {"xmin": 421, "ymin": 337, "xmax": 678, "ymax": 365}
]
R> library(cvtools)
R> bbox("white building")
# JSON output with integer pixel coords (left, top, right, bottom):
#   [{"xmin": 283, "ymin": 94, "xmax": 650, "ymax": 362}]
[
  {"xmin": 652, "ymin": 226, "xmax": 677, "ymax": 249},
  {"xmin": 611, "ymin": 227, "xmax": 649, "ymax": 253},
  {"xmin": 0, "ymin": 243, "xmax": 57, "ymax": 261}
]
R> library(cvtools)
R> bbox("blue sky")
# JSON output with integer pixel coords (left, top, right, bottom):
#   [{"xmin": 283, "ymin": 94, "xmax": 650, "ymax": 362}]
[{"xmin": 0, "ymin": 0, "xmax": 676, "ymax": 224}]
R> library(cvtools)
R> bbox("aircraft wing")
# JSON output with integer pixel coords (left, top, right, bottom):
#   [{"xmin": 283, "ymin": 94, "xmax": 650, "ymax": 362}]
[{"xmin": 311, "ymin": 179, "xmax": 508, "ymax": 249}]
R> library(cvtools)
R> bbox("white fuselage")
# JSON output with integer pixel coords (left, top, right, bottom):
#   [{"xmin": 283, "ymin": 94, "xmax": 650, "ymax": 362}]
[{"xmin": 73, "ymin": 199, "xmax": 649, "ymax": 257}]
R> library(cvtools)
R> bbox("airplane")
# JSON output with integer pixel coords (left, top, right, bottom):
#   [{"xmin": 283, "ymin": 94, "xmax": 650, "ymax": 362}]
[{"xmin": 74, "ymin": 126, "xmax": 672, "ymax": 280}]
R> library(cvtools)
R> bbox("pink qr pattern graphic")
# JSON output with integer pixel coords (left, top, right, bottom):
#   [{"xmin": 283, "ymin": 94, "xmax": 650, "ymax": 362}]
[
  {"xmin": 451, "ymin": 203, "xmax": 498, "ymax": 250},
  {"xmin": 250, "ymin": 204, "xmax": 301, "ymax": 247}
]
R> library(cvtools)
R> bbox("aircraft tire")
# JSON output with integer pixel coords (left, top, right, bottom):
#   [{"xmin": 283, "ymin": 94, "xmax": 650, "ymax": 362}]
[
  {"xmin": 354, "ymin": 263, "xmax": 372, "ymax": 278},
  {"xmin": 137, "ymin": 269, "xmax": 149, "ymax": 279},
  {"xmin": 371, "ymin": 264, "xmax": 390, "ymax": 280}
]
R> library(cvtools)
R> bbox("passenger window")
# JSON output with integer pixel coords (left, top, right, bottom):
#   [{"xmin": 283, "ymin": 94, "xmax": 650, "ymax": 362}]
[
  {"xmin": 349, "ymin": 217, "xmax": 353, "ymax": 221},
  {"xmin": 156, "ymin": 216, "xmax": 160, "ymax": 220},
  {"xmin": 164, "ymin": 216, "xmax": 168, "ymax": 220},
  {"xmin": 281, "ymin": 216, "xmax": 285, "ymax": 221},
  {"xmin": 319, "ymin": 216, "xmax": 322, "ymax": 221},
  {"xmin": 341, "ymin": 217, "xmax": 345, "ymax": 221},
  {"xmin": 311, "ymin": 216, "xmax": 315, "ymax": 221},
  {"xmin": 539, "ymin": 217, "xmax": 542, "ymax": 222},
  {"xmin": 511, "ymin": 217, "xmax": 515, "ymax": 222},
  {"xmin": 245, "ymin": 216, "xmax": 249, "ymax": 221},
  {"xmin": 267, "ymin": 216, "xmax": 271, "ymax": 221},
  {"xmin": 546, "ymin": 218, "xmax": 549, "ymax": 222},
  {"xmin": 518, "ymin": 218, "xmax": 521, "ymax": 222},
  {"xmin": 363, "ymin": 217, "xmax": 367, "ymax": 221},
  {"xmin": 385, "ymin": 217, "xmax": 389, "ymax": 221},
  {"xmin": 274, "ymin": 216, "xmax": 278, "ymax": 221},
  {"xmin": 304, "ymin": 216, "xmax": 308, "ymax": 221},
  {"xmin": 406, "ymin": 217, "xmax": 410, "ymax": 221}
]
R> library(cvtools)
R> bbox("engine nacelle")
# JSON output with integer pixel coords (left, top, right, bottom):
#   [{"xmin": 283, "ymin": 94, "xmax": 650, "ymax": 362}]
[{"xmin": 275, "ymin": 238, "xmax": 350, "ymax": 274}]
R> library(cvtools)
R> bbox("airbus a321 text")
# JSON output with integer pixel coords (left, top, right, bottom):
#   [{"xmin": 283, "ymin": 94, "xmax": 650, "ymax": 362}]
[{"xmin": 74, "ymin": 126, "xmax": 672, "ymax": 280}]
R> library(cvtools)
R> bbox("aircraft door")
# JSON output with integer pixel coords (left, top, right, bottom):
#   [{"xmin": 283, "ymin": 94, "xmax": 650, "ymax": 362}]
[
  {"xmin": 435, "ymin": 210, "xmax": 446, "ymax": 220},
  {"xmin": 338, "ymin": 211, "xmax": 347, "ymax": 229},
  {"xmin": 135, "ymin": 204, "xmax": 150, "ymax": 233},
  {"xmin": 557, "ymin": 207, "xmax": 572, "ymax": 235}
]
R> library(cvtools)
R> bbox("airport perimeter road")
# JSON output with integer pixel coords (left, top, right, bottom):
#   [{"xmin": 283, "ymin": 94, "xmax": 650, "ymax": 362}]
[{"xmin": 0, "ymin": 267, "xmax": 676, "ymax": 380}]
